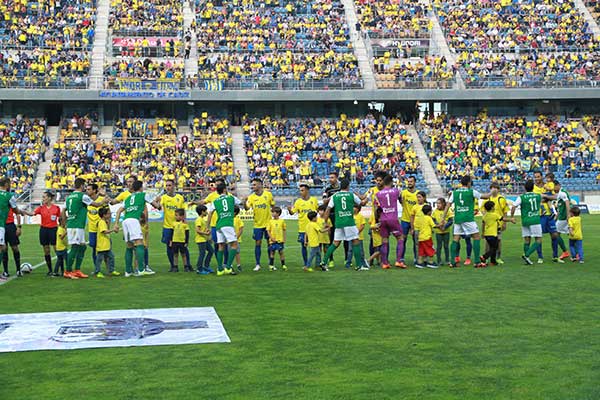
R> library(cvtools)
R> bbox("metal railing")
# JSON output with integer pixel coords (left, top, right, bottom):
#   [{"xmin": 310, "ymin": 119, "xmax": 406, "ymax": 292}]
[
  {"xmin": 0, "ymin": 78, "xmax": 90, "ymax": 89},
  {"xmin": 363, "ymin": 30, "xmax": 431, "ymax": 40},
  {"xmin": 110, "ymin": 27, "xmax": 183, "ymax": 37},
  {"xmin": 188, "ymin": 78, "xmax": 364, "ymax": 90},
  {"xmin": 462, "ymin": 76, "xmax": 600, "ymax": 89}
]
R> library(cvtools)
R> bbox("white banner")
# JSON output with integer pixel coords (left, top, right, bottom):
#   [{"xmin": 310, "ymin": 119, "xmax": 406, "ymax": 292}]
[{"xmin": 0, "ymin": 307, "xmax": 230, "ymax": 352}]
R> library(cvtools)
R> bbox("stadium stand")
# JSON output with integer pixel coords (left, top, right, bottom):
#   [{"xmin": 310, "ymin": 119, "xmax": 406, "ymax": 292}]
[
  {"xmin": 434, "ymin": 0, "xmax": 600, "ymax": 88},
  {"xmin": 191, "ymin": 0, "xmax": 363, "ymax": 90},
  {"xmin": 0, "ymin": 117, "xmax": 47, "ymax": 195},
  {"xmin": 46, "ymin": 114, "xmax": 234, "ymax": 194},
  {"xmin": 0, "ymin": 0, "xmax": 96, "ymax": 88},
  {"xmin": 106, "ymin": 0, "xmax": 185, "ymax": 89},
  {"xmin": 243, "ymin": 114, "xmax": 424, "ymax": 196},
  {"xmin": 418, "ymin": 112, "xmax": 600, "ymax": 193},
  {"xmin": 354, "ymin": 0, "xmax": 455, "ymax": 89}
]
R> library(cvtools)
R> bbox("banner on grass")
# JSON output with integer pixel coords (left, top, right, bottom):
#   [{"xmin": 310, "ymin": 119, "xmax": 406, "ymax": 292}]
[{"xmin": 0, "ymin": 307, "xmax": 230, "ymax": 353}]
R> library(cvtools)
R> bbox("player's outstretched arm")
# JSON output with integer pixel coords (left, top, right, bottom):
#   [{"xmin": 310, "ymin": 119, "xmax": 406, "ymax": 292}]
[{"xmin": 113, "ymin": 207, "xmax": 124, "ymax": 231}]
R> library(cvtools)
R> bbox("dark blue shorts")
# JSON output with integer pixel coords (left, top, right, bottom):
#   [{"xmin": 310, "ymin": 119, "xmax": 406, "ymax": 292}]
[
  {"xmin": 161, "ymin": 228, "xmax": 174, "ymax": 244},
  {"xmin": 269, "ymin": 243, "xmax": 284, "ymax": 252},
  {"xmin": 401, "ymin": 221, "xmax": 411, "ymax": 236},
  {"xmin": 297, "ymin": 232, "xmax": 306, "ymax": 245},
  {"xmin": 88, "ymin": 231, "xmax": 97, "ymax": 248},
  {"xmin": 540, "ymin": 215, "xmax": 557, "ymax": 234},
  {"xmin": 253, "ymin": 228, "xmax": 269, "ymax": 241}
]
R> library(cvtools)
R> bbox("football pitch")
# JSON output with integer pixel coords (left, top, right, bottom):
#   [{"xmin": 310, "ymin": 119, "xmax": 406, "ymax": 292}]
[{"xmin": 1, "ymin": 216, "xmax": 599, "ymax": 400}]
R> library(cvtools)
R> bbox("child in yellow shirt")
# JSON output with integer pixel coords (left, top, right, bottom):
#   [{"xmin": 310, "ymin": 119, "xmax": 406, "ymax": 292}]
[
  {"xmin": 304, "ymin": 211, "xmax": 324, "ymax": 272},
  {"xmin": 568, "ymin": 206, "xmax": 584, "ymax": 263},
  {"xmin": 416, "ymin": 204, "xmax": 437, "ymax": 269},
  {"xmin": 170, "ymin": 208, "xmax": 191, "ymax": 272},
  {"xmin": 346, "ymin": 204, "xmax": 367, "ymax": 268},
  {"xmin": 432, "ymin": 198, "xmax": 453, "ymax": 266},
  {"xmin": 53, "ymin": 215, "xmax": 68, "ymax": 276},
  {"xmin": 480, "ymin": 201, "xmax": 502, "ymax": 267},
  {"xmin": 195, "ymin": 205, "xmax": 214, "ymax": 274},
  {"xmin": 317, "ymin": 204, "xmax": 330, "ymax": 255},
  {"xmin": 368, "ymin": 207, "xmax": 383, "ymax": 267},
  {"xmin": 94, "ymin": 207, "xmax": 120, "ymax": 277},
  {"xmin": 234, "ymin": 206, "xmax": 244, "ymax": 272},
  {"xmin": 267, "ymin": 206, "xmax": 286, "ymax": 271}
]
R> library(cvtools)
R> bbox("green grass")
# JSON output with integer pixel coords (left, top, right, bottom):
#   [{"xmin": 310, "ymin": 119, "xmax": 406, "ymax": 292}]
[{"xmin": 1, "ymin": 216, "xmax": 599, "ymax": 400}]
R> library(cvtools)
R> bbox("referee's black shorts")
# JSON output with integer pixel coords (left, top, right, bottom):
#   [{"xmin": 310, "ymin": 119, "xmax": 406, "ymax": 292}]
[
  {"xmin": 5, "ymin": 223, "xmax": 19, "ymax": 246},
  {"xmin": 39, "ymin": 227, "xmax": 58, "ymax": 246}
]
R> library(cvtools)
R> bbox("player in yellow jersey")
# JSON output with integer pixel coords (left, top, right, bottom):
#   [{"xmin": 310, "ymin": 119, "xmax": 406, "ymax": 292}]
[
  {"xmin": 267, "ymin": 206, "xmax": 286, "ymax": 271},
  {"xmin": 86, "ymin": 183, "xmax": 105, "ymax": 265},
  {"xmin": 110, "ymin": 175, "xmax": 136, "ymax": 205},
  {"xmin": 245, "ymin": 179, "xmax": 275, "ymax": 271},
  {"xmin": 287, "ymin": 184, "xmax": 318, "ymax": 267},
  {"xmin": 400, "ymin": 176, "xmax": 418, "ymax": 263},
  {"xmin": 152, "ymin": 179, "xmax": 186, "ymax": 272}
]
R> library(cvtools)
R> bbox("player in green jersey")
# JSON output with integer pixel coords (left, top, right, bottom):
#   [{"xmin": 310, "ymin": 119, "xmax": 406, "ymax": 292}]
[
  {"xmin": 553, "ymin": 180, "xmax": 572, "ymax": 262},
  {"xmin": 206, "ymin": 182, "xmax": 243, "ymax": 276},
  {"xmin": 114, "ymin": 180, "xmax": 155, "ymax": 277},
  {"xmin": 321, "ymin": 179, "xmax": 368, "ymax": 271},
  {"xmin": 62, "ymin": 178, "xmax": 107, "ymax": 279},
  {"xmin": 442, "ymin": 175, "xmax": 491, "ymax": 268},
  {"xmin": 510, "ymin": 179, "xmax": 556, "ymax": 265}
]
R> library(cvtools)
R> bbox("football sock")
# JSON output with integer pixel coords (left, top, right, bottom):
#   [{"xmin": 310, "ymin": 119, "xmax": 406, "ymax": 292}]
[
  {"xmin": 526, "ymin": 242, "xmax": 540, "ymax": 257},
  {"xmin": 216, "ymin": 250, "xmax": 224, "ymax": 271},
  {"xmin": 380, "ymin": 242, "xmax": 389, "ymax": 264},
  {"xmin": 473, "ymin": 240, "xmax": 481, "ymax": 262},
  {"xmin": 45, "ymin": 254, "xmax": 52, "ymax": 272},
  {"xmin": 254, "ymin": 245, "xmax": 261, "ymax": 265},
  {"xmin": 125, "ymin": 247, "xmax": 134, "ymax": 273},
  {"xmin": 136, "ymin": 245, "xmax": 145, "ymax": 272},
  {"xmin": 74, "ymin": 246, "xmax": 85, "ymax": 270},
  {"xmin": 557, "ymin": 236, "xmax": 566, "ymax": 252}
]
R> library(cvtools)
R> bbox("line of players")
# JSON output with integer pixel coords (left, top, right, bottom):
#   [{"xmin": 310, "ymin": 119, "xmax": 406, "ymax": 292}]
[{"xmin": 0, "ymin": 169, "xmax": 585, "ymax": 279}]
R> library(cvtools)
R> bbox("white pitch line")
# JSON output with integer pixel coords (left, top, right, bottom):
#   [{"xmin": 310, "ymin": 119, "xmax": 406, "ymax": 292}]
[{"xmin": 0, "ymin": 257, "xmax": 56, "ymax": 286}]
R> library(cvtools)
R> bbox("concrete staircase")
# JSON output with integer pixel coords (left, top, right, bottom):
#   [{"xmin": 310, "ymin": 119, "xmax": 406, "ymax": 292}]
[
  {"xmin": 428, "ymin": 5, "xmax": 465, "ymax": 89},
  {"xmin": 230, "ymin": 126, "xmax": 251, "ymax": 197},
  {"xmin": 99, "ymin": 125, "xmax": 113, "ymax": 141},
  {"xmin": 340, "ymin": 0, "xmax": 376, "ymax": 90},
  {"xmin": 573, "ymin": 0, "xmax": 600, "ymax": 37},
  {"xmin": 31, "ymin": 126, "xmax": 60, "ymax": 203},
  {"xmin": 89, "ymin": 0, "xmax": 110, "ymax": 89},
  {"xmin": 183, "ymin": 1, "xmax": 199, "ymax": 79},
  {"xmin": 577, "ymin": 121, "xmax": 600, "ymax": 160},
  {"xmin": 407, "ymin": 125, "xmax": 445, "ymax": 198}
]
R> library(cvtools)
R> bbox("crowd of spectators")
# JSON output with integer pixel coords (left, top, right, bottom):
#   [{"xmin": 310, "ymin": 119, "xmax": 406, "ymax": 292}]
[
  {"xmin": 0, "ymin": 50, "xmax": 90, "ymax": 88},
  {"xmin": 104, "ymin": 59, "xmax": 185, "ymax": 88},
  {"xmin": 112, "ymin": 37, "xmax": 183, "ymax": 57},
  {"xmin": 113, "ymin": 117, "xmax": 178, "ymax": 138},
  {"xmin": 109, "ymin": 0, "xmax": 183, "ymax": 36},
  {"xmin": 47, "ymin": 132, "xmax": 234, "ymax": 193},
  {"xmin": 418, "ymin": 112, "xmax": 598, "ymax": 191},
  {"xmin": 434, "ymin": 0, "xmax": 597, "ymax": 52},
  {"xmin": 0, "ymin": 117, "xmax": 47, "ymax": 194},
  {"xmin": 0, "ymin": 0, "xmax": 96, "ymax": 50},
  {"xmin": 243, "ymin": 114, "xmax": 419, "ymax": 187},
  {"xmin": 354, "ymin": 0, "xmax": 431, "ymax": 38},
  {"xmin": 192, "ymin": 51, "xmax": 360, "ymax": 86},
  {"xmin": 60, "ymin": 113, "xmax": 99, "ymax": 139},
  {"xmin": 194, "ymin": 0, "xmax": 362, "ymax": 88},
  {"xmin": 374, "ymin": 55, "xmax": 455, "ymax": 88},
  {"xmin": 458, "ymin": 51, "xmax": 600, "ymax": 88}
]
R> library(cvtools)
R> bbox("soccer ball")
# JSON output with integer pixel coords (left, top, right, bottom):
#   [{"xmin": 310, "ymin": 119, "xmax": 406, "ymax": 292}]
[{"xmin": 20, "ymin": 263, "xmax": 33, "ymax": 273}]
